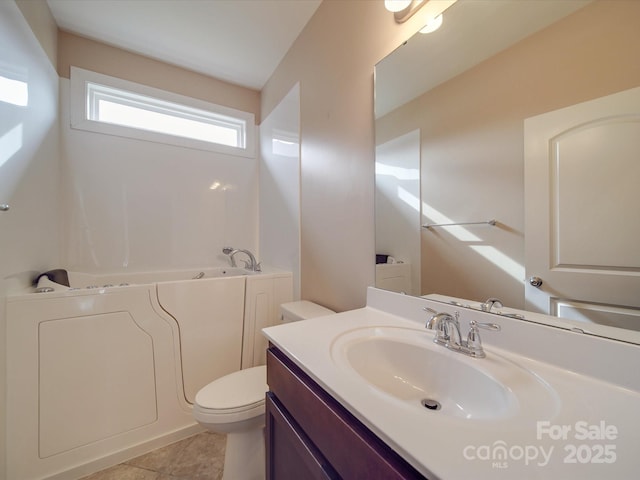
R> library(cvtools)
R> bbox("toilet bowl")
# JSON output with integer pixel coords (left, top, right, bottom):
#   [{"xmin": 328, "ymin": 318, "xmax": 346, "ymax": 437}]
[{"xmin": 193, "ymin": 300, "xmax": 335, "ymax": 480}]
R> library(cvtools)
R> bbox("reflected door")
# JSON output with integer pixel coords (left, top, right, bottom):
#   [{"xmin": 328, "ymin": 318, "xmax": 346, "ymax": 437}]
[{"xmin": 524, "ymin": 86, "xmax": 640, "ymax": 330}]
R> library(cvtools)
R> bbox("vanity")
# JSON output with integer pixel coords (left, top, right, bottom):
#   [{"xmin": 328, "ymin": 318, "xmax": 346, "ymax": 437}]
[{"xmin": 263, "ymin": 287, "xmax": 640, "ymax": 479}]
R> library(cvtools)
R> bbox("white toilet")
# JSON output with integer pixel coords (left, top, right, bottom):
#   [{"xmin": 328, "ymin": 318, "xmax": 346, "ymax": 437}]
[{"xmin": 192, "ymin": 300, "xmax": 335, "ymax": 480}]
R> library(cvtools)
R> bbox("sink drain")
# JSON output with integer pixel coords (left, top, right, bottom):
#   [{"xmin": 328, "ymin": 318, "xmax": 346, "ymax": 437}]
[{"xmin": 421, "ymin": 398, "xmax": 441, "ymax": 411}]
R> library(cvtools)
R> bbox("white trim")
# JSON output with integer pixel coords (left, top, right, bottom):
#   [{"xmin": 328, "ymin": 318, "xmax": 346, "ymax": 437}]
[{"xmin": 70, "ymin": 66, "xmax": 256, "ymax": 158}]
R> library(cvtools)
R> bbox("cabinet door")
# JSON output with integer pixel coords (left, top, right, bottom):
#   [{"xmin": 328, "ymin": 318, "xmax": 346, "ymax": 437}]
[
  {"xmin": 267, "ymin": 347, "xmax": 426, "ymax": 479},
  {"xmin": 266, "ymin": 393, "xmax": 339, "ymax": 480}
]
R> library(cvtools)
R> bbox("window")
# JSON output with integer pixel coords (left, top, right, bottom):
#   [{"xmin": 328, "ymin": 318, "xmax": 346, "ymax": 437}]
[{"xmin": 70, "ymin": 67, "xmax": 255, "ymax": 157}]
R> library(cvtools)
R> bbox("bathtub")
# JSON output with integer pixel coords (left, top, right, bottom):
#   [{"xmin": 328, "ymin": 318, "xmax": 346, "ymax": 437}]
[{"xmin": 6, "ymin": 267, "xmax": 292, "ymax": 480}]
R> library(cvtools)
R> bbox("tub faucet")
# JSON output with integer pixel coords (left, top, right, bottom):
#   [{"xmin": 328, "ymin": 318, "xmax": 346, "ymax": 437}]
[
  {"xmin": 480, "ymin": 297, "xmax": 503, "ymax": 312},
  {"xmin": 222, "ymin": 247, "xmax": 261, "ymax": 272}
]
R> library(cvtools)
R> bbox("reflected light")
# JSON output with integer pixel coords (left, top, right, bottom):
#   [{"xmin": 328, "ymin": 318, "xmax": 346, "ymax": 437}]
[
  {"xmin": 272, "ymin": 128, "xmax": 299, "ymax": 158},
  {"xmin": 397, "ymin": 186, "xmax": 421, "ymax": 212},
  {"xmin": 470, "ymin": 246, "xmax": 525, "ymax": 282},
  {"xmin": 375, "ymin": 162, "xmax": 419, "ymax": 180},
  {"xmin": 422, "ymin": 202, "xmax": 481, "ymax": 242},
  {"xmin": 0, "ymin": 75, "xmax": 28, "ymax": 106},
  {"xmin": 209, "ymin": 181, "xmax": 233, "ymax": 191},
  {"xmin": 422, "ymin": 202, "xmax": 525, "ymax": 280},
  {"xmin": 272, "ymin": 138, "xmax": 298, "ymax": 158},
  {"xmin": 420, "ymin": 13, "xmax": 443, "ymax": 34},
  {"xmin": 0, "ymin": 123, "xmax": 23, "ymax": 168},
  {"xmin": 388, "ymin": 181, "xmax": 526, "ymax": 283}
]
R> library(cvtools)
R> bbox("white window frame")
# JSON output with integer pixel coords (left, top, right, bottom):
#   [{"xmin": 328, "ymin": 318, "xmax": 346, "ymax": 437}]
[{"xmin": 70, "ymin": 66, "xmax": 255, "ymax": 158}]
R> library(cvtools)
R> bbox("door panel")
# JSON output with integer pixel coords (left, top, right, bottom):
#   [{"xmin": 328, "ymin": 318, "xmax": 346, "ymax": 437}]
[{"xmin": 524, "ymin": 86, "xmax": 640, "ymax": 330}]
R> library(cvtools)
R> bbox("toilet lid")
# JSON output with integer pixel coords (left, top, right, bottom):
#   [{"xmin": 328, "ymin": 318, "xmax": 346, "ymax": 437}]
[{"xmin": 195, "ymin": 365, "xmax": 267, "ymax": 410}]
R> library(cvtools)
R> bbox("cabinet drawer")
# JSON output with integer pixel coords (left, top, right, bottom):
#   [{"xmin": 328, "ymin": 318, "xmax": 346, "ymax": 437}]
[{"xmin": 267, "ymin": 346, "xmax": 426, "ymax": 480}]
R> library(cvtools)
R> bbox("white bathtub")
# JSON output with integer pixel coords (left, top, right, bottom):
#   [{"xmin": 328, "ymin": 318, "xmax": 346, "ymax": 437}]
[{"xmin": 6, "ymin": 267, "xmax": 292, "ymax": 480}]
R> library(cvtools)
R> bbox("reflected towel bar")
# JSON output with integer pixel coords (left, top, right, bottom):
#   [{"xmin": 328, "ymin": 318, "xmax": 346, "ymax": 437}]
[{"xmin": 423, "ymin": 219, "xmax": 497, "ymax": 229}]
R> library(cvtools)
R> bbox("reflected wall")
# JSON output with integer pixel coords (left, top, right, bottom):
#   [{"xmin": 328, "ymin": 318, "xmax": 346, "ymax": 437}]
[
  {"xmin": 375, "ymin": 129, "xmax": 420, "ymax": 295},
  {"xmin": 376, "ymin": 0, "xmax": 640, "ymax": 309}
]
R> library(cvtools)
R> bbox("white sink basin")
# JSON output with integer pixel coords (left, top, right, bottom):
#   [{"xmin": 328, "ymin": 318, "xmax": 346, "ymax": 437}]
[{"xmin": 331, "ymin": 326, "xmax": 558, "ymax": 421}]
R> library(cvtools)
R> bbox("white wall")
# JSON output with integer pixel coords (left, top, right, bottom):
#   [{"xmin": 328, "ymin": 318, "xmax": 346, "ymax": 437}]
[
  {"xmin": 59, "ymin": 78, "xmax": 259, "ymax": 273},
  {"xmin": 259, "ymin": 84, "xmax": 301, "ymax": 299},
  {"xmin": 0, "ymin": 2, "xmax": 60, "ymax": 477}
]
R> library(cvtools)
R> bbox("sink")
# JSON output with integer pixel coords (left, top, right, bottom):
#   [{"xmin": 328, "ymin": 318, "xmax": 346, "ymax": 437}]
[{"xmin": 331, "ymin": 326, "xmax": 557, "ymax": 421}]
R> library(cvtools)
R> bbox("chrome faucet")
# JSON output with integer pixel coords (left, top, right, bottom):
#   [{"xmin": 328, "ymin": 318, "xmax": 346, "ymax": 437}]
[
  {"xmin": 222, "ymin": 247, "xmax": 261, "ymax": 272},
  {"xmin": 425, "ymin": 309, "xmax": 500, "ymax": 358},
  {"xmin": 426, "ymin": 311, "xmax": 463, "ymax": 348},
  {"xmin": 480, "ymin": 297, "xmax": 503, "ymax": 312}
]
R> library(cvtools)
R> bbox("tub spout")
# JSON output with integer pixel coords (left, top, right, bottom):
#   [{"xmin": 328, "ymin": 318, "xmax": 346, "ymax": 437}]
[{"xmin": 222, "ymin": 247, "xmax": 261, "ymax": 272}]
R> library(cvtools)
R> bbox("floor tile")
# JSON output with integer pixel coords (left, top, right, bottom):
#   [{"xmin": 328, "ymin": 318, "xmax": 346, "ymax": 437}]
[
  {"xmin": 81, "ymin": 463, "xmax": 160, "ymax": 480},
  {"xmin": 81, "ymin": 432, "xmax": 226, "ymax": 480}
]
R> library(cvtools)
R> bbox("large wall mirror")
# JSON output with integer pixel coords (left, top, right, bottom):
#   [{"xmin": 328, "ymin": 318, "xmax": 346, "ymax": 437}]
[{"xmin": 374, "ymin": 0, "xmax": 640, "ymax": 343}]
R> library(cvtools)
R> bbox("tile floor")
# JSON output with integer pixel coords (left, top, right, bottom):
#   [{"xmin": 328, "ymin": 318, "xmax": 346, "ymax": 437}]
[{"xmin": 81, "ymin": 431, "xmax": 226, "ymax": 480}]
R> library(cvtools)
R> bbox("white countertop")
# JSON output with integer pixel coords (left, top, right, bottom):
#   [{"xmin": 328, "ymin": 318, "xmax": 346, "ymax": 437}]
[{"xmin": 263, "ymin": 288, "xmax": 640, "ymax": 480}]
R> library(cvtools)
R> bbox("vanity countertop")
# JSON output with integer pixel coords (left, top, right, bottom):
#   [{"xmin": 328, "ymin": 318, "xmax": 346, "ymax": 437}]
[{"xmin": 263, "ymin": 287, "xmax": 640, "ymax": 480}]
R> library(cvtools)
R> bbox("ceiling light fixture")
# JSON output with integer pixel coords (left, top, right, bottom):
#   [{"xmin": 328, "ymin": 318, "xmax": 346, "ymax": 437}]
[
  {"xmin": 384, "ymin": 0, "xmax": 412, "ymax": 13},
  {"xmin": 386, "ymin": 0, "xmax": 456, "ymax": 30}
]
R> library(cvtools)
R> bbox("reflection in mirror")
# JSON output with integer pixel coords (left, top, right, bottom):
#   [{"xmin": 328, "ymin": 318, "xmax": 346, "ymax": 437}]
[
  {"xmin": 375, "ymin": 130, "xmax": 421, "ymax": 295},
  {"xmin": 374, "ymin": 0, "xmax": 640, "ymax": 343}
]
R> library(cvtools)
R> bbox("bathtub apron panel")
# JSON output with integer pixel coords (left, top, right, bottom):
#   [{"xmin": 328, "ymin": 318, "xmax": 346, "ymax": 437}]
[
  {"xmin": 156, "ymin": 277, "xmax": 246, "ymax": 403},
  {"xmin": 39, "ymin": 312, "xmax": 157, "ymax": 458},
  {"xmin": 5, "ymin": 267, "xmax": 293, "ymax": 479},
  {"xmin": 6, "ymin": 285, "xmax": 195, "ymax": 480}
]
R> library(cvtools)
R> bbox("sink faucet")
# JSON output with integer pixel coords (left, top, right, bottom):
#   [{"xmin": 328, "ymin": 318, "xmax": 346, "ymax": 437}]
[
  {"xmin": 425, "ymin": 310, "xmax": 500, "ymax": 358},
  {"xmin": 222, "ymin": 247, "xmax": 261, "ymax": 272},
  {"xmin": 426, "ymin": 311, "xmax": 463, "ymax": 348}
]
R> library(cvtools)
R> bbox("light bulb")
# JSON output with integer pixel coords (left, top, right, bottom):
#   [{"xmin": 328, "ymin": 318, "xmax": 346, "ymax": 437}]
[
  {"xmin": 419, "ymin": 14, "xmax": 443, "ymax": 34},
  {"xmin": 384, "ymin": 0, "xmax": 412, "ymax": 13}
]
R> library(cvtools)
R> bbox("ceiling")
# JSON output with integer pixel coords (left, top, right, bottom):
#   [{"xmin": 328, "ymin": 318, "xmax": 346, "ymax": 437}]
[{"xmin": 46, "ymin": 0, "xmax": 322, "ymax": 91}]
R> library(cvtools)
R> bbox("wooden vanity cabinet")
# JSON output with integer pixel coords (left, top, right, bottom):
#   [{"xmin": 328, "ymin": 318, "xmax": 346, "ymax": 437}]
[{"xmin": 266, "ymin": 345, "xmax": 427, "ymax": 480}]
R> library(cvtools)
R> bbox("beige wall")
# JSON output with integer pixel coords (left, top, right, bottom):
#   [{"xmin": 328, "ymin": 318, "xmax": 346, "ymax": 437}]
[
  {"xmin": 261, "ymin": 0, "xmax": 426, "ymax": 311},
  {"xmin": 58, "ymin": 31, "xmax": 262, "ymax": 122},
  {"xmin": 376, "ymin": 0, "xmax": 640, "ymax": 307},
  {"xmin": 15, "ymin": 0, "xmax": 58, "ymax": 67}
]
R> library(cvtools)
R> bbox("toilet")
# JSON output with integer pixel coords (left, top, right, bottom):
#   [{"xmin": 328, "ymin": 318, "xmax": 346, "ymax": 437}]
[{"xmin": 192, "ymin": 300, "xmax": 335, "ymax": 480}]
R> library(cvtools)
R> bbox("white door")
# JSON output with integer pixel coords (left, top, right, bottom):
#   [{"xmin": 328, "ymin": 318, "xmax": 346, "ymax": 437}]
[{"xmin": 524, "ymin": 86, "xmax": 640, "ymax": 331}]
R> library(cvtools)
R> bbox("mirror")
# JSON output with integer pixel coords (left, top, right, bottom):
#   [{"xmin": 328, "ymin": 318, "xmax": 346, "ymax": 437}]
[{"xmin": 374, "ymin": 0, "xmax": 640, "ymax": 343}]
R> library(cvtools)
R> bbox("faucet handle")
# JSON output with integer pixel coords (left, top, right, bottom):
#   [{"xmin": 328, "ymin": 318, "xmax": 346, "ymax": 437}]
[
  {"xmin": 466, "ymin": 320, "xmax": 500, "ymax": 358},
  {"xmin": 241, "ymin": 260, "xmax": 262, "ymax": 272},
  {"xmin": 472, "ymin": 320, "xmax": 501, "ymax": 332}
]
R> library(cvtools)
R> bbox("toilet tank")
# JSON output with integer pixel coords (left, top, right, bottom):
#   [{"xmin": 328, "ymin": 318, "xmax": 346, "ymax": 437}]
[{"xmin": 280, "ymin": 300, "xmax": 335, "ymax": 323}]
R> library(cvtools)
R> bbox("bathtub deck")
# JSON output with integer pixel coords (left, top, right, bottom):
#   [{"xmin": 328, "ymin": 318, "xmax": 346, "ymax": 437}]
[{"xmin": 81, "ymin": 432, "xmax": 226, "ymax": 480}]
